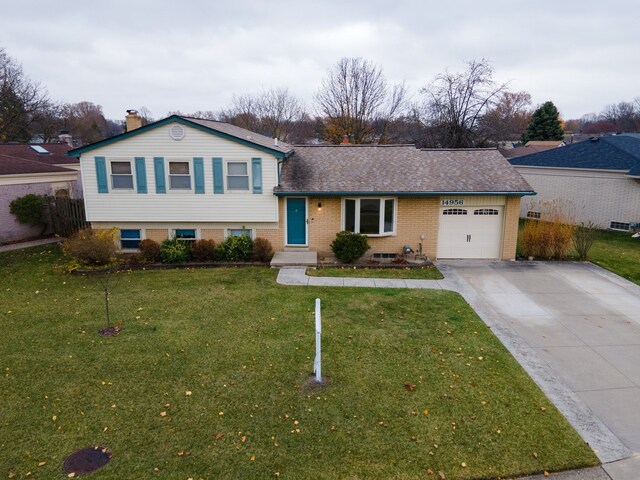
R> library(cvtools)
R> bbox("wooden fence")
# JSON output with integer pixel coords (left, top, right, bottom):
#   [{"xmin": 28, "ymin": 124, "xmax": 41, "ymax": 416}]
[{"xmin": 45, "ymin": 196, "xmax": 88, "ymax": 237}]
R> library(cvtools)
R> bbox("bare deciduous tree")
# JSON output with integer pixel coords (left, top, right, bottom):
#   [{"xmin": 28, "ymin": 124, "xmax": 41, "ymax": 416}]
[
  {"xmin": 419, "ymin": 59, "xmax": 509, "ymax": 148},
  {"xmin": 218, "ymin": 87, "xmax": 307, "ymax": 142},
  {"xmin": 481, "ymin": 91, "xmax": 532, "ymax": 145},
  {"xmin": 0, "ymin": 47, "xmax": 52, "ymax": 142},
  {"xmin": 60, "ymin": 101, "xmax": 109, "ymax": 145},
  {"xmin": 315, "ymin": 57, "xmax": 407, "ymax": 144}
]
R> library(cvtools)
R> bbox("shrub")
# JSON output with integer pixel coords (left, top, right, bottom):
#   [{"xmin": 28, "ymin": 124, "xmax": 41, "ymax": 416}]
[
  {"xmin": 160, "ymin": 238, "xmax": 190, "ymax": 263},
  {"xmin": 139, "ymin": 239, "xmax": 161, "ymax": 262},
  {"xmin": 9, "ymin": 194, "xmax": 47, "ymax": 233},
  {"xmin": 520, "ymin": 199, "xmax": 575, "ymax": 260},
  {"xmin": 573, "ymin": 221, "xmax": 599, "ymax": 261},
  {"xmin": 330, "ymin": 231, "xmax": 370, "ymax": 262},
  {"xmin": 252, "ymin": 237, "xmax": 274, "ymax": 262},
  {"xmin": 190, "ymin": 239, "xmax": 216, "ymax": 262},
  {"xmin": 62, "ymin": 228, "xmax": 118, "ymax": 266},
  {"xmin": 217, "ymin": 235, "xmax": 253, "ymax": 261}
]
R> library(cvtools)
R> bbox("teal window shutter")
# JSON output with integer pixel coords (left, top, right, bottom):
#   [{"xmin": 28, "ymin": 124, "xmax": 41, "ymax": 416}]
[
  {"xmin": 252, "ymin": 157, "xmax": 262, "ymax": 194},
  {"xmin": 134, "ymin": 157, "xmax": 147, "ymax": 193},
  {"xmin": 95, "ymin": 157, "xmax": 108, "ymax": 193},
  {"xmin": 193, "ymin": 157, "xmax": 205, "ymax": 194},
  {"xmin": 153, "ymin": 157, "xmax": 166, "ymax": 194},
  {"xmin": 212, "ymin": 157, "xmax": 224, "ymax": 194}
]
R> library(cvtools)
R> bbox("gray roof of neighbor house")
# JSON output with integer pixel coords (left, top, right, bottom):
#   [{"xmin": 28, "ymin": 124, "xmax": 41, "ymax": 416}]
[
  {"xmin": 0, "ymin": 143, "xmax": 76, "ymax": 175},
  {"xmin": 276, "ymin": 145, "xmax": 534, "ymax": 195},
  {"xmin": 68, "ymin": 115, "xmax": 293, "ymax": 158},
  {"xmin": 508, "ymin": 136, "xmax": 640, "ymax": 177},
  {"xmin": 185, "ymin": 117, "xmax": 293, "ymax": 155}
]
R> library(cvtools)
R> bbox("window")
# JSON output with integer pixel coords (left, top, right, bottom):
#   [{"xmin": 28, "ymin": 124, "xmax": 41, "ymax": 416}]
[
  {"xmin": 527, "ymin": 211, "xmax": 541, "ymax": 219},
  {"xmin": 344, "ymin": 198, "xmax": 395, "ymax": 235},
  {"xmin": 227, "ymin": 162, "xmax": 249, "ymax": 190},
  {"xmin": 229, "ymin": 228, "xmax": 252, "ymax": 238},
  {"xmin": 120, "ymin": 229, "xmax": 141, "ymax": 249},
  {"xmin": 610, "ymin": 221, "xmax": 630, "ymax": 231},
  {"xmin": 169, "ymin": 162, "xmax": 191, "ymax": 189},
  {"xmin": 111, "ymin": 161, "xmax": 134, "ymax": 189},
  {"xmin": 442, "ymin": 208, "xmax": 467, "ymax": 215},
  {"xmin": 474, "ymin": 209, "xmax": 499, "ymax": 215},
  {"xmin": 175, "ymin": 229, "xmax": 196, "ymax": 241}
]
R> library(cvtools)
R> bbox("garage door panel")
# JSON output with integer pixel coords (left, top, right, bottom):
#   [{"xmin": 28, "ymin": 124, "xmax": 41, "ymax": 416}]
[{"xmin": 437, "ymin": 206, "xmax": 503, "ymax": 259}]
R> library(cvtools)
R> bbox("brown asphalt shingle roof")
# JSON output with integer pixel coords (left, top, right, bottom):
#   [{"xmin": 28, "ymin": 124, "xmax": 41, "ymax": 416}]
[
  {"xmin": 0, "ymin": 144, "xmax": 76, "ymax": 175},
  {"xmin": 276, "ymin": 145, "xmax": 533, "ymax": 195}
]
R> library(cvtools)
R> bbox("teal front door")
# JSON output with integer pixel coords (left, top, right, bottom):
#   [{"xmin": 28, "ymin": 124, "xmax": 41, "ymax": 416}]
[{"xmin": 286, "ymin": 198, "xmax": 306, "ymax": 245}]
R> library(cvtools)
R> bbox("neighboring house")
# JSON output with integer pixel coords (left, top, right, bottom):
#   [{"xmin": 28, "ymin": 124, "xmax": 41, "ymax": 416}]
[
  {"xmin": 501, "ymin": 140, "xmax": 564, "ymax": 160},
  {"xmin": 69, "ymin": 114, "xmax": 534, "ymax": 260},
  {"xmin": 508, "ymin": 135, "xmax": 640, "ymax": 230},
  {"xmin": 0, "ymin": 143, "xmax": 79, "ymax": 243}
]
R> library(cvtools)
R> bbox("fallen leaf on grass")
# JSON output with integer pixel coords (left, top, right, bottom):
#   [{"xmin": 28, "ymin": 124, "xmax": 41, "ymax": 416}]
[
  {"xmin": 160, "ymin": 411, "xmax": 167, "ymax": 417},
  {"xmin": 438, "ymin": 471, "xmax": 446, "ymax": 479},
  {"xmin": 37, "ymin": 462, "xmax": 46, "ymax": 467},
  {"xmin": 423, "ymin": 409, "xmax": 429, "ymax": 416},
  {"xmin": 404, "ymin": 384, "xmax": 416, "ymax": 391},
  {"xmin": 185, "ymin": 391, "xmax": 192, "ymax": 396},
  {"xmin": 215, "ymin": 433, "xmax": 223, "ymax": 440}
]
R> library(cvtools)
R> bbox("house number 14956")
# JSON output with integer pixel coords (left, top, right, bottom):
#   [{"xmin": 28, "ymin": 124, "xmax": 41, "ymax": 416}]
[{"xmin": 441, "ymin": 199, "xmax": 464, "ymax": 206}]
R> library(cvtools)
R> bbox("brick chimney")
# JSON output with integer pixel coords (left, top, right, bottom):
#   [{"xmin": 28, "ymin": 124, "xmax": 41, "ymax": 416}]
[
  {"xmin": 125, "ymin": 109, "xmax": 142, "ymax": 132},
  {"xmin": 341, "ymin": 134, "xmax": 350, "ymax": 144},
  {"xmin": 58, "ymin": 130, "xmax": 73, "ymax": 147}
]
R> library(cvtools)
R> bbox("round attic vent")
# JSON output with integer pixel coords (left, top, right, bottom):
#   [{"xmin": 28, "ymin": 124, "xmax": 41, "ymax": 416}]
[{"xmin": 169, "ymin": 124, "xmax": 185, "ymax": 141}]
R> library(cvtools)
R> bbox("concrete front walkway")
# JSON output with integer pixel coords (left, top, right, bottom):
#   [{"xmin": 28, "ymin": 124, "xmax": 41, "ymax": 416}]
[
  {"xmin": 0, "ymin": 237, "xmax": 60, "ymax": 253},
  {"xmin": 276, "ymin": 263, "xmax": 640, "ymax": 479}
]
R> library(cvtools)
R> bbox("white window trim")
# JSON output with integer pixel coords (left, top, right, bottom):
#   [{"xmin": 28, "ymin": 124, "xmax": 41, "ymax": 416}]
[
  {"xmin": 109, "ymin": 160, "xmax": 134, "ymax": 191},
  {"xmin": 226, "ymin": 228, "xmax": 254, "ymax": 239},
  {"xmin": 172, "ymin": 228, "xmax": 199, "ymax": 241},
  {"xmin": 119, "ymin": 228, "xmax": 144, "ymax": 251},
  {"xmin": 226, "ymin": 161, "xmax": 250, "ymax": 192},
  {"xmin": 342, "ymin": 197, "xmax": 397, "ymax": 237},
  {"xmin": 168, "ymin": 161, "xmax": 193, "ymax": 192}
]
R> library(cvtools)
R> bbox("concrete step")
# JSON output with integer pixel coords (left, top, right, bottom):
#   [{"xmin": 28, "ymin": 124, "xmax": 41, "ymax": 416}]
[{"xmin": 270, "ymin": 251, "xmax": 317, "ymax": 268}]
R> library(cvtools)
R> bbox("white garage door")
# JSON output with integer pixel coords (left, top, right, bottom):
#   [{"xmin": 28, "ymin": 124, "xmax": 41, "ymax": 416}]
[{"xmin": 437, "ymin": 207, "xmax": 503, "ymax": 259}]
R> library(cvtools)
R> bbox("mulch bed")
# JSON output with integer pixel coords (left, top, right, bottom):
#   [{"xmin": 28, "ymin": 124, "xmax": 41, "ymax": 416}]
[{"xmin": 99, "ymin": 326, "xmax": 123, "ymax": 337}]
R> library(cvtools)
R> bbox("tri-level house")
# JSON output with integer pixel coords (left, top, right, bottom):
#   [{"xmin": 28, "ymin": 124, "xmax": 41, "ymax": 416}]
[{"xmin": 69, "ymin": 112, "xmax": 535, "ymax": 261}]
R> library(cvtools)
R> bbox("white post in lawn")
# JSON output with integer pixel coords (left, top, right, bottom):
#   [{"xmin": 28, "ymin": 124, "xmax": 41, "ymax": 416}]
[{"xmin": 313, "ymin": 298, "xmax": 322, "ymax": 383}]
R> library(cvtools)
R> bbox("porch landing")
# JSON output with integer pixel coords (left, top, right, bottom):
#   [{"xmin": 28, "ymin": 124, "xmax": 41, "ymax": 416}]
[{"xmin": 270, "ymin": 251, "xmax": 318, "ymax": 268}]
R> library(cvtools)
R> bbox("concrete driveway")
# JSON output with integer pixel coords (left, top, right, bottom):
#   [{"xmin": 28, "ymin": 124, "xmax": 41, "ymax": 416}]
[{"xmin": 440, "ymin": 261, "xmax": 640, "ymax": 478}]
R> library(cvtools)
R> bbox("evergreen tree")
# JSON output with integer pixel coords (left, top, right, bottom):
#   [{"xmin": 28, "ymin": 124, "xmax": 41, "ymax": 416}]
[{"xmin": 521, "ymin": 101, "xmax": 564, "ymax": 143}]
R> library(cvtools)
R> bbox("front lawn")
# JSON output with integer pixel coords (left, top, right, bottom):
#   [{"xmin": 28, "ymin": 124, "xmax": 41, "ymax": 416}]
[
  {"xmin": 586, "ymin": 229, "xmax": 640, "ymax": 285},
  {"xmin": 0, "ymin": 247, "xmax": 597, "ymax": 479},
  {"xmin": 308, "ymin": 265, "xmax": 443, "ymax": 279}
]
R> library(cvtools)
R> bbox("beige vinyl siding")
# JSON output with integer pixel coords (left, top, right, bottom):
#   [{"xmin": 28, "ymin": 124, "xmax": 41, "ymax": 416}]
[
  {"xmin": 81, "ymin": 122, "xmax": 279, "ymax": 223},
  {"xmin": 515, "ymin": 166, "xmax": 640, "ymax": 228}
]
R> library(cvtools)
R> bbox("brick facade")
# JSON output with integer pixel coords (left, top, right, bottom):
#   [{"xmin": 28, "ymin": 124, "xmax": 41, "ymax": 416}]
[{"xmin": 501, "ymin": 196, "xmax": 522, "ymax": 260}]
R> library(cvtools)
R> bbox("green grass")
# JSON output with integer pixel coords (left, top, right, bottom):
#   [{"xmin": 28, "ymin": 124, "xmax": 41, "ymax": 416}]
[
  {"xmin": 585, "ymin": 230, "xmax": 640, "ymax": 285},
  {"xmin": 0, "ymin": 246, "xmax": 597, "ymax": 479},
  {"xmin": 307, "ymin": 265, "xmax": 443, "ymax": 279}
]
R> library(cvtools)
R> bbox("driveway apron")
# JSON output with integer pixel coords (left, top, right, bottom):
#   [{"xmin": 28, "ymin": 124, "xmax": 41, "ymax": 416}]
[{"xmin": 444, "ymin": 261, "xmax": 640, "ymax": 466}]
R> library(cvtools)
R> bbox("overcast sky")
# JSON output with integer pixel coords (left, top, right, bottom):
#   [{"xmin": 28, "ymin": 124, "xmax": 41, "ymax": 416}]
[{"xmin": 2, "ymin": 0, "xmax": 638, "ymax": 121}]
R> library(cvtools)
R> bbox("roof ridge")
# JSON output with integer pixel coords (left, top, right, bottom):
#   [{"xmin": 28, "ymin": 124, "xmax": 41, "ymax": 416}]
[
  {"xmin": 601, "ymin": 136, "xmax": 640, "ymax": 162},
  {"xmin": 293, "ymin": 144, "xmax": 416, "ymax": 147}
]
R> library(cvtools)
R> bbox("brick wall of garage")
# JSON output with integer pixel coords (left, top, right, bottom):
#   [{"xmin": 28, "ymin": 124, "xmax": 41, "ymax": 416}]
[{"xmin": 502, "ymin": 196, "xmax": 522, "ymax": 260}]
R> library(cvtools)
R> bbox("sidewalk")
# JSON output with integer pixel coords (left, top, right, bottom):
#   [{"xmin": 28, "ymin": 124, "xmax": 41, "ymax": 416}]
[{"xmin": 0, "ymin": 237, "xmax": 60, "ymax": 253}]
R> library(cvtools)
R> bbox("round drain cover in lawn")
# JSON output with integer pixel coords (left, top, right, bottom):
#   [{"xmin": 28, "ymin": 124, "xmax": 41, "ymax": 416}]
[{"xmin": 62, "ymin": 446, "xmax": 111, "ymax": 476}]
